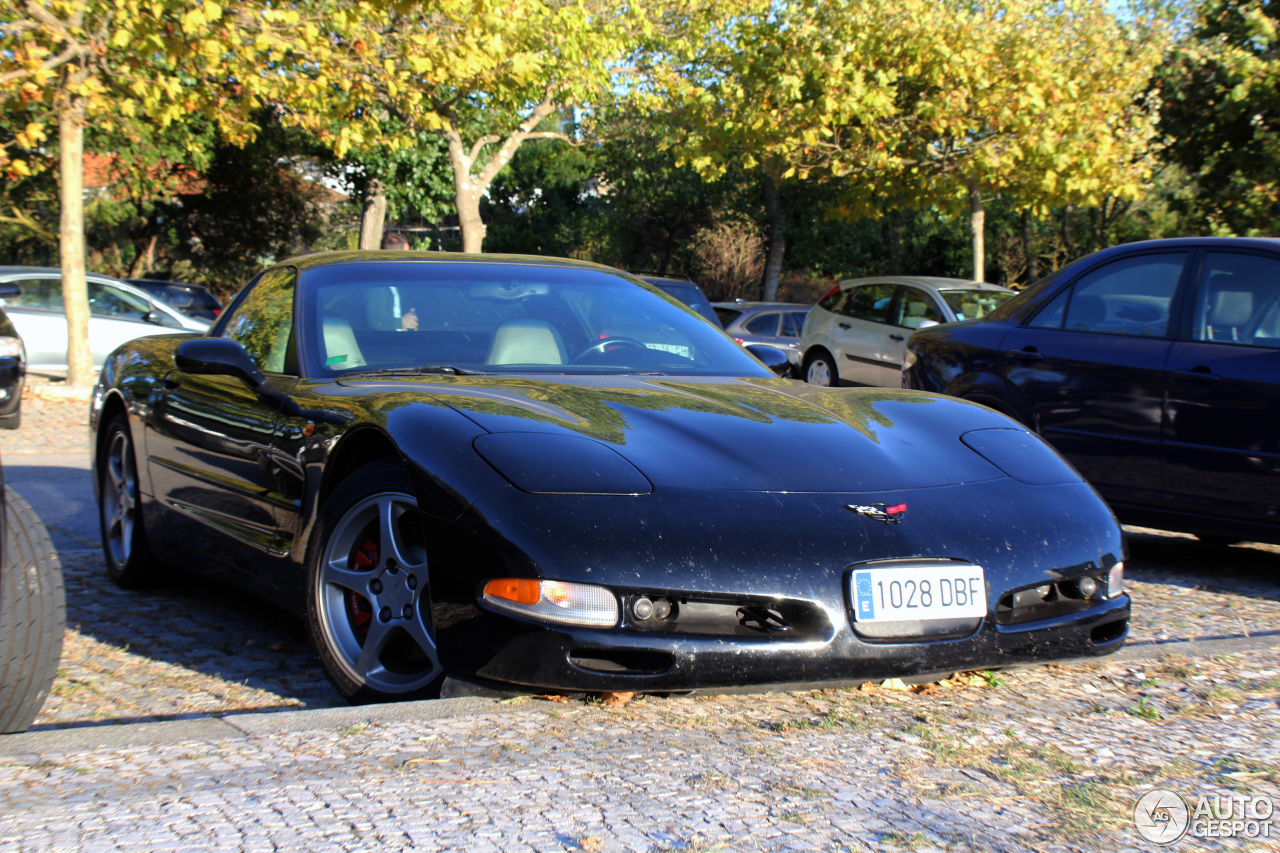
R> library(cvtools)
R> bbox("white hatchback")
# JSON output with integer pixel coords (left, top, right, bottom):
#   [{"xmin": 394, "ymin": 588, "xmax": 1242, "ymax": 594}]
[
  {"xmin": 799, "ymin": 276, "xmax": 1015, "ymax": 387},
  {"xmin": 0, "ymin": 268, "xmax": 209, "ymax": 378}
]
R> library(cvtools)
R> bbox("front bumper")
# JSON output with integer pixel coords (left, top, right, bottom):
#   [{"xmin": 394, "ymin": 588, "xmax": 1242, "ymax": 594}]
[{"xmin": 455, "ymin": 593, "xmax": 1129, "ymax": 693}]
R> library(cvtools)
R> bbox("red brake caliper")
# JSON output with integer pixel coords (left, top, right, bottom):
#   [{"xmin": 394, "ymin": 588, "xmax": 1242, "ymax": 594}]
[{"xmin": 347, "ymin": 538, "xmax": 378, "ymax": 639}]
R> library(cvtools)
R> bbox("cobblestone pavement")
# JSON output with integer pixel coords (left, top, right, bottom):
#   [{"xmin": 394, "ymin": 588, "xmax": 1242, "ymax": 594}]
[{"xmin": 3, "ymin": 397, "xmax": 1279, "ymax": 851}]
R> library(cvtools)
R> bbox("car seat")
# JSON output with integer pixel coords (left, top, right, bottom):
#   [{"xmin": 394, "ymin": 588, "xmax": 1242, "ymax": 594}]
[
  {"xmin": 323, "ymin": 316, "xmax": 366, "ymax": 369},
  {"xmin": 486, "ymin": 318, "xmax": 566, "ymax": 365}
]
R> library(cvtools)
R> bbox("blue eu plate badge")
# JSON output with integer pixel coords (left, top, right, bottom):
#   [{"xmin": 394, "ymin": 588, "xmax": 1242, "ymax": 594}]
[{"xmin": 854, "ymin": 572, "xmax": 874, "ymax": 620}]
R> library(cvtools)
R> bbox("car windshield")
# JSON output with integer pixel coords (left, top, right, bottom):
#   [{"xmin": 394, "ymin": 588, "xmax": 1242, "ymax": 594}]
[
  {"xmin": 939, "ymin": 289, "xmax": 1017, "ymax": 321},
  {"xmin": 303, "ymin": 263, "xmax": 769, "ymax": 378}
]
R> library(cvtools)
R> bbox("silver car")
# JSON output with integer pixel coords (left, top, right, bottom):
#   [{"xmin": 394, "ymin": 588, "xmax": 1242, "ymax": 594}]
[
  {"xmin": 713, "ymin": 301, "xmax": 811, "ymax": 374},
  {"xmin": 799, "ymin": 276, "xmax": 1015, "ymax": 387},
  {"xmin": 0, "ymin": 268, "xmax": 209, "ymax": 378}
]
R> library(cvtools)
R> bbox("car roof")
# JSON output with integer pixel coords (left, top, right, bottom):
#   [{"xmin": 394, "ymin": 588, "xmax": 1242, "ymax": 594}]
[
  {"xmin": 285, "ymin": 251, "xmax": 625, "ymax": 275},
  {"xmin": 0, "ymin": 266, "xmax": 130, "ymax": 283},
  {"xmin": 128, "ymin": 279, "xmax": 210, "ymax": 291},
  {"xmin": 837, "ymin": 275, "xmax": 1012, "ymax": 293},
  {"xmin": 713, "ymin": 301, "xmax": 808, "ymax": 309}
]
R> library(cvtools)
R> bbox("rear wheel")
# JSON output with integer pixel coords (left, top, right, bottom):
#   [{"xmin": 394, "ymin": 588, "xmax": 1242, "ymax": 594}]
[
  {"xmin": 805, "ymin": 351, "xmax": 838, "ymax": 386},
  {"xmin": 0, "ymin": 486, "xmax": 65, "ymax": 733},
  {"xmin": 306, "ymin": 460, "xmax": 444, "ymax": 704},
  {"xmin": 98, "ymin": 415, "xmax": 157, "ymax": 588}
]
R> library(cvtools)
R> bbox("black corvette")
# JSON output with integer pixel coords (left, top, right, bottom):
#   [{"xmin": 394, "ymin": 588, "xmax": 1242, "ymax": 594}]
[{"xmin": 91, "ymin": 252, "xmax": 1129, "ymax": 703}]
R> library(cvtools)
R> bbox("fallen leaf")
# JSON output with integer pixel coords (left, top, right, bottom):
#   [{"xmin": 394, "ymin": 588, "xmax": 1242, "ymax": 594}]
[{"xmin": 601, "ymin": 691, "xmax": 635, "ymax": 707}]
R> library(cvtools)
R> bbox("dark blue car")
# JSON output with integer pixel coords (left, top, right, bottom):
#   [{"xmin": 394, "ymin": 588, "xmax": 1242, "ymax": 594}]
[{"xmin": 905, "ymin": 237, "xmax": 1280, "ymax": 546}]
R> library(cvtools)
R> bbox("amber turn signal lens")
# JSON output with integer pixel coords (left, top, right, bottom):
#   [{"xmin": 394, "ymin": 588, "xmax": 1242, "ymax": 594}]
[{"xmin": 484, "ymin": 578, "xmax": 541, "ymax": 605}]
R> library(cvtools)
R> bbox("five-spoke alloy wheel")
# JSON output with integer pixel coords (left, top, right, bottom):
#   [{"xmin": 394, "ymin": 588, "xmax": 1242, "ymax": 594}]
[
  {"xmin": 98, "ymin": 415, "xmax": 156, "ymax": 587},
  {"xmin": 307, "ymin": 460, "xmax": 443, "ymax": 703}
]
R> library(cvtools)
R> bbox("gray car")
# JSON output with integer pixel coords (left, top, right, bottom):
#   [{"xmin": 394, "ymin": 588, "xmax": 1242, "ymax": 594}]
[
  {"xmin": 714, "ymin": 301, "xmax": 810, "ymax": 374},
  {"xmin": 799, "ymin": 276, "xmax": 1015, "ymax": 387},
  {"xmin": 0, "ymin": 268, "xmax": 209, "ymax": 378}
]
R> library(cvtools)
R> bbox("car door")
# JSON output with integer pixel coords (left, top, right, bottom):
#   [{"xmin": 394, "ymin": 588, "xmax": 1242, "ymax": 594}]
[
  {"xmin": 997, "ymin": 251, "xmax": 1190, "ymax": 507},
  {"xmin": 1164, "ymin": 250, "xmax": 1280, "ymax": 524},
  {"xmin": 0, "ymin": 276, "xmax": 68, "ymax": 372},
  {"xmin": 143, "ymin": 267, "xmax": 300, "ymax": 588},
  {"xmin": 887, "ymin": 287, "xmax": 947, "ymax": 386},
  {"xmin": 831, "ymin": 282, "xmax": 900, "ymax": 385}
]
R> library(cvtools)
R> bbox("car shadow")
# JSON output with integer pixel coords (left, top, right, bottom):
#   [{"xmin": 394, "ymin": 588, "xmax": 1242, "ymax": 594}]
[
  {"xmin": 34, "ymin": 543, "xmax": 347, "ymax": 730},
  {"xmin": 1123, "ymin": 527, "xmax": 1280, "ymax": 603}
]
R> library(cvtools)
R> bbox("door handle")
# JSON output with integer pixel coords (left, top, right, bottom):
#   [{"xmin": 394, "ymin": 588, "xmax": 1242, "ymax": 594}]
[
  {"xmin": 837, "ymin": 322, "xmax": 851, "ymax": 330},
  {"xmin": 1172, "ymin": 368, "xmax": 1221, "ymax": 382},
  {"xmin": 889, "ymin": 334, "xmax": 904, "ymax": 342},
  {"xmin": 1005, "ymin": 348, "xmax": 1044, "ymax": 361}
]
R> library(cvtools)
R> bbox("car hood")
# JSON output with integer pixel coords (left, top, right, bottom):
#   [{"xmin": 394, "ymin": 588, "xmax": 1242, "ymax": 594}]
[{"xmin": 360, "ymin": 375, "xmax": 1013, "ymax": 493}]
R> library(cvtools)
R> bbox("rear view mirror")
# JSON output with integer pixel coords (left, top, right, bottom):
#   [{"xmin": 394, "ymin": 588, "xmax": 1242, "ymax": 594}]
[{"xmin": 745, "ymin": 344, "xmax": 792, "ymax": 377}]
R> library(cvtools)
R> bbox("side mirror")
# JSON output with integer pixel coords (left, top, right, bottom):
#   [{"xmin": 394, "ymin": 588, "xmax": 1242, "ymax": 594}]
[
  {"xmin": 176, "ymin": 338, "xmax": 265, "ymax": 385},
  {"xmin": 0, "ymin": 283, "xmax": 20, "ymax": 299},
  {"xmin": 745, "ymin": 344, "xmax": 792, "ymax": 378}
]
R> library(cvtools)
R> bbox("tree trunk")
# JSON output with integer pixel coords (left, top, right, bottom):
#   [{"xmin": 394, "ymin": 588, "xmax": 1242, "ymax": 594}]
[
  {"xmin": 762, "ymin": 175, "xmax": 785, "ymax": 301},
  {"xmin": 455, "ymin": 187, "xmax": 485, "ymax": 254},
  {"xmin": 969, "ymin": 179, "xmax": 985, "ymax": 283},
  {"xmin": 1020, "ymin": 209, "xmax": 1038, "ymax": 283},
  {"xmin": 127, "ymin": 231, "xmax": 157, "ymax": 279},
  {"xmin": 1061, "ymin": 204, "xmax": 1075, "ymax": 257},
  {"xmin": 359, "ymin": 178, "xmax": 387, "ymax": 250},
  {"xmin": 59, "ymin": 94, "xmax": 94, "ymax": 389}
]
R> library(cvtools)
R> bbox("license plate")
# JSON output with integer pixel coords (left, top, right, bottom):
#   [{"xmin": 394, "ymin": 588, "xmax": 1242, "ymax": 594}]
[
  {"xmin": 851, "ymin": 565, "xmax": 986, "ymax": 623},
  {"xmin": 644, "ymin": 343, "xmax": 691, "ymax": 358}
]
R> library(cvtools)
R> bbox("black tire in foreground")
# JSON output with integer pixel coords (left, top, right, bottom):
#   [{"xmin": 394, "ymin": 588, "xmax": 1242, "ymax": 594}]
[{"xmin": 0, "ymin": 485, "xmax": 65, "ymax": 734}]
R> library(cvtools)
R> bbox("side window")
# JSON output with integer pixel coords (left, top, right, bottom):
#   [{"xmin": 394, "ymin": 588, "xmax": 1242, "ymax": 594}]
[
  {"xmin": 1028, "ymin": 288, "xmax": 1071, "ymax": 330},
  {"xmin": 1034, "ymin": 253, "xmax": 1186, "ymax": 337},
  {"xmin": 781, "ymin": 311, "xmax": 805, "ymax": 337},
  {"xmin": 89, "ymin": 282, "xmax": 145, "ymax": 319},
  {"xmin": 817, "ymin": 289, "xmax": 846, "ymax": 312},
  {"xmin": 1194, "ymin": 252, "xmax": 1280, "ymax": 348},
  {"xmin": 744, "ymin": 312, "xmax": 780, "ymax": 335},
  {"xmin": 221, "ymin": 267, "xmax": 296, "ymax": 374},
  {"xmin": 3, "ymin": 279, "xmax": 61, "ymax": 309},
  {"xmin": 894, "ymin": 289, "xmax": 945, "ymax": 329},
  {"xmin": 843, "ymin": 284, "xmax": 896, "ymax": 324}
]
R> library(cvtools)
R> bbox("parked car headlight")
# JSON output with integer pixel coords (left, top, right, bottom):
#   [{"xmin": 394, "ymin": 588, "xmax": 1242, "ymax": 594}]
[{"xmin": 482, "ymin": 578, "xmax": 620, "ymax": 627}]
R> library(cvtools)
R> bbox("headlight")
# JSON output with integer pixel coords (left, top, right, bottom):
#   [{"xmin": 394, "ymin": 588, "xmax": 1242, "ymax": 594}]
[
  {"xmin": 0, "ymin": 335, "xmax": 21, "ymax": 359},
  {"xmin": 961, "ymin": 428, "xmax": 1083, "ymax": 486},
  {"xmin": 474, "ymin": 433, "xmax": 652, "ymax": 495},
  {"xmin": 483, "ymin": 578, "xmax": 620, "ymax": 627},
  {"xmin": 902, "ymin": 346, "xmax": 918, "ymax": 372}
]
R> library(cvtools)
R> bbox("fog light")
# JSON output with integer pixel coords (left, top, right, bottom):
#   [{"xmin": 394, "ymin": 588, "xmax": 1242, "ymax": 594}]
[
  {"xmin": 1107, "ymin": 562, "xmax": 1124, "ymax": 599},
  {"xmin": 1077, "ymin": 576, "xmax": 1098, "ymax": 598},
  {"xmin": 652, "ymin": 598, "xmax": 673, "ymax": 620},
  {"xmin": 483, "ymin": 579, "xmax": 619, "ymax": 627},
  {"xmin": 1035, "ymin": 585, "xmax": 1051, "ymax": 599},
  {"xmin": 632, "ymin": 596, "xmax": 654, "ymax": 620}
]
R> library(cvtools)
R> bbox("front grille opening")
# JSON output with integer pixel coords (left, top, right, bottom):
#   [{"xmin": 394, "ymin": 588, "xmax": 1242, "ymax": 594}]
[
  {"xmin": 1091, "ymin": 619, "xmax": 1127, "ymax": 646},
  {"xmin": 569, "ymin": 648, "xmax": 673, "ymax": 675},
  {"xmin": 624, "ymin": 595, "xmax": 829, "ymax": 640},
  {"xmin": 996, "ymin": 574, "xmax": 1109, "ymax": 626}
]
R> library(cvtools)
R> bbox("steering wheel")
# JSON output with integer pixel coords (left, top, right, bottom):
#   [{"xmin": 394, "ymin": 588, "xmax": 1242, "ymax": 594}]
[{"xmin": 572, "ymin": 337, "xmax": 649, "ymax": 363}]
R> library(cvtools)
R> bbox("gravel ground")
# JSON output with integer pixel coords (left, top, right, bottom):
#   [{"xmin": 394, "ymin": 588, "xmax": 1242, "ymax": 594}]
[{"xmin": 2, "ymin": 394, "xmax": 1278, "ymax": 851}]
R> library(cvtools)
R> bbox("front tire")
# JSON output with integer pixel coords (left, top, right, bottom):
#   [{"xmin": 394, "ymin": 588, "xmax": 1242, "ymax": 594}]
[
  {"xmin": 306, "ymin": 459, "xmax": 444, "ymax": 704},
  {"xmin": 805, "ymin": 351, "xmax": 838, "ymax": 386},
  {"xmin": 98, "ymin": 414, "xmax": 158, "ymax": 588},
  {"xmin": 0, "ymin": 486, "xmax": 65, "ymax": 733}
]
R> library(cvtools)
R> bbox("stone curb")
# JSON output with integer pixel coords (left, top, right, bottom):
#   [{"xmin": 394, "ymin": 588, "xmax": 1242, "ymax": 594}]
[{"xmin": 2, "ymin": 632, "xmax": 1276, "ymax": 760}]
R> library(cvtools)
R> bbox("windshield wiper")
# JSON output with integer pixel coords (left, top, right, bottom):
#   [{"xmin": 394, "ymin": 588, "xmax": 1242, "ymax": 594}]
[{"xmin": 340, "ymin": 365, "xmax": 486, "ymax": 379}]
